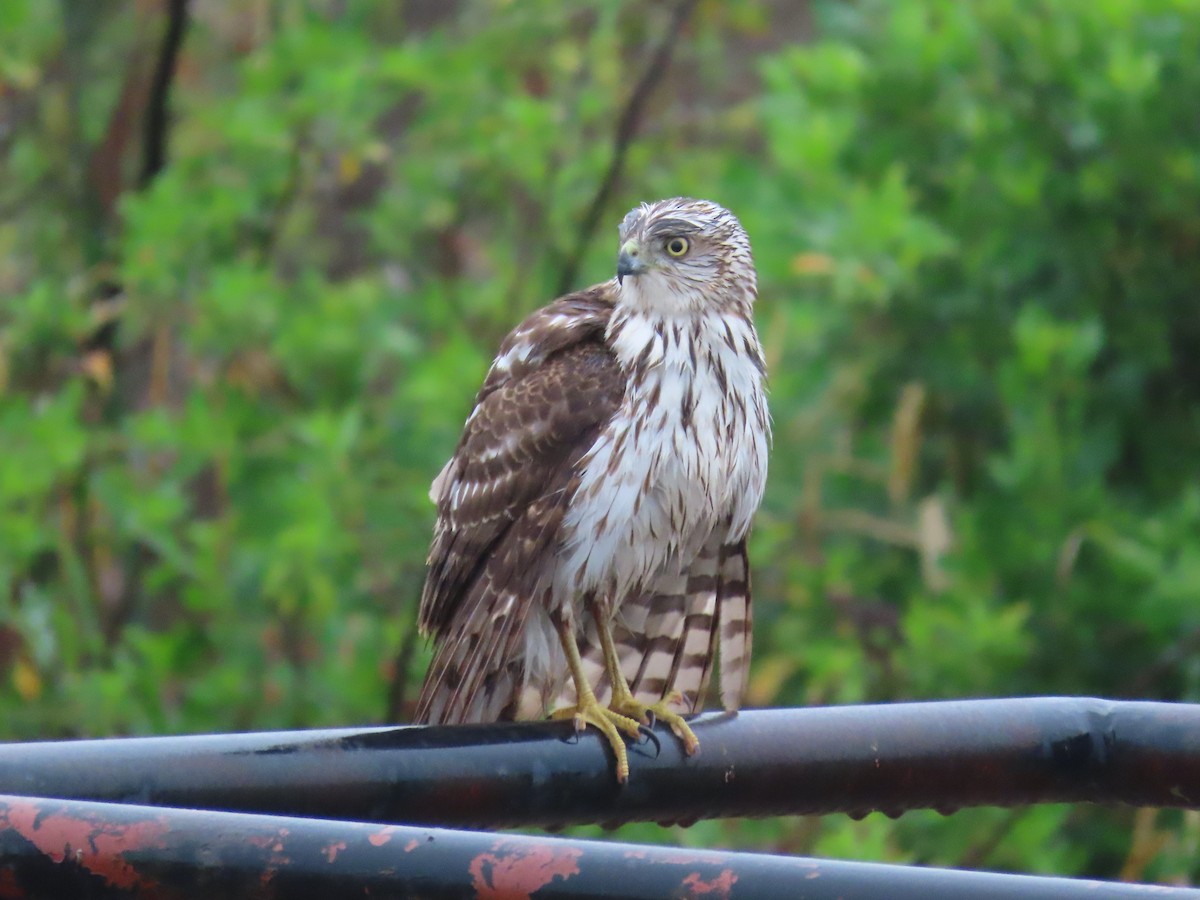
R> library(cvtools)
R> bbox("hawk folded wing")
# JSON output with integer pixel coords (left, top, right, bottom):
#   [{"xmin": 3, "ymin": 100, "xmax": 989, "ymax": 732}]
[{"xmin": 417, "ymin": 289, "xmax": 621, "ymax": 722}]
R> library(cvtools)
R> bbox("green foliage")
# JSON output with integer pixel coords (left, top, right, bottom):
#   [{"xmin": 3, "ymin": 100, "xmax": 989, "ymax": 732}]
[{"xmin": 1, "ymin": 0, "xmax": 1198, "ymax": 884}]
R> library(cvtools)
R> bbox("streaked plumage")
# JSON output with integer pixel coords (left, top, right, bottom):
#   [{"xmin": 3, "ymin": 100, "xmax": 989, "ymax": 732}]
[{"xmin": 416, "ymin": 198, "xmax": 769, "ymax": 777}]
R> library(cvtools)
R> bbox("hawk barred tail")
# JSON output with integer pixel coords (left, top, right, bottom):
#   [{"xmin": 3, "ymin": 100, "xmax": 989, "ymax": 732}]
[
  {"xmin": 415, "ymin": 198, "xmax": 770, "ymax": 782},
  {"xmin": 565, "ymin": 530, "xmax": 752, "ymax": 715}
]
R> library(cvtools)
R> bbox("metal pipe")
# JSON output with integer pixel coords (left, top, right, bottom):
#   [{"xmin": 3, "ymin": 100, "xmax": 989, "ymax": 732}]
[
  {"xmin": 0, "ymin": 699, "xmax": 1195, "ymax": 829},
  {"xmin": 0, "ymin": 793, "xmax": 1193, "ymax": 900}
]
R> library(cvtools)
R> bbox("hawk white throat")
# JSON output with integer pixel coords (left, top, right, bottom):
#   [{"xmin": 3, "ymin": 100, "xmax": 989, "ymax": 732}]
[{"xmin": 416, "ymin": 197, "xmax": 769, "ymax": 782}]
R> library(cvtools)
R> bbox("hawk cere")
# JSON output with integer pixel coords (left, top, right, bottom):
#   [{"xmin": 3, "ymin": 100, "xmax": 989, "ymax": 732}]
[{"xmin": 416, "ymin": 198, "xmax": 769, "ymax": 781}]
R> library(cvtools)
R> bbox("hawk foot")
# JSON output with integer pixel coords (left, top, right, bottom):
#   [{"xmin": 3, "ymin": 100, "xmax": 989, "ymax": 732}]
[
  {"xmin": 551, "ymin": 696, "xmax": 642, "ymax": 783},
  {"xmin": 611, "ymin": 690, "xmax": 700, "ymax": 756}
]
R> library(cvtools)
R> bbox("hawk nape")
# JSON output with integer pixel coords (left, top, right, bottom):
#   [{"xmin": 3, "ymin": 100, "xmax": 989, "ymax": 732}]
[{"xmin": 416, "ymin": 198, "xmax": 770, "ymax": 782}]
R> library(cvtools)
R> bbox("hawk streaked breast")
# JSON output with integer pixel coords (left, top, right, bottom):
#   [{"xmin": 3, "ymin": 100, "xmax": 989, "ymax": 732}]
[{"xmin": 416, "ymin": 197, "xmax": 770, "ymax": 781}]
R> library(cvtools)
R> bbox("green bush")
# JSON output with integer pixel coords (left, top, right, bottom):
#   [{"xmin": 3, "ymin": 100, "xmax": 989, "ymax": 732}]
[{"xmin": 1, "ymin": 0, "xmax": 1197, "ymax": 883}]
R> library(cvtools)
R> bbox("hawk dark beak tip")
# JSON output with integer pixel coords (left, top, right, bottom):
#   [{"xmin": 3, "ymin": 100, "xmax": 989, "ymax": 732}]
[{"xmin": 617, "ymin": 252, "xmax": 638, "ymax": 284}]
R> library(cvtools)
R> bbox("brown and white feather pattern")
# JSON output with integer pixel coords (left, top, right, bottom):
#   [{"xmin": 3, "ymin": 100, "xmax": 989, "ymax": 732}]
[{"xmin": 416, "ymin": 197, "xmax": 770, "ymax": 726}]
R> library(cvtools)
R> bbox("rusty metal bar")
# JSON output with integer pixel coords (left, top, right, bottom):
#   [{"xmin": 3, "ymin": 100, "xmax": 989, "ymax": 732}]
[
  {"xmin": 0, "ymin": 793, "xmax": 1194, "ymax": 900},
  {"xmin": 0, "ymin": 699, "xmax": 1196, "ymax": 829}
]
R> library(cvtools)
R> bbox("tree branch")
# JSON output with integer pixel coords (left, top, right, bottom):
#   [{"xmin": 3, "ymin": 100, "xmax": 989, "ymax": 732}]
[
  {"xmin": 139, "ymin": 0, "xmax": 191, "ymax": 188},
  {"xmin": 555, "ymin": 0, "xmax": 699, "ymax": 295}
]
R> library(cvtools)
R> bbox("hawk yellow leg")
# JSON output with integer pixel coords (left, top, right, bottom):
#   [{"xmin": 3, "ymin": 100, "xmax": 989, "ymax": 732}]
[
  {"xmin": 550, "ymin": 612, "xmax": 642, "ymax": 783},
  {"xmin": 591, "ymin": 602, "xmax": 700, "ymax": 756}
]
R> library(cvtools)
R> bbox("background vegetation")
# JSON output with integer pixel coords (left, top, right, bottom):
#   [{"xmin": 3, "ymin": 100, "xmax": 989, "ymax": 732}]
[{"xmin": 2, "ymin": 0, "xmax": 1198, "ymax": 884}]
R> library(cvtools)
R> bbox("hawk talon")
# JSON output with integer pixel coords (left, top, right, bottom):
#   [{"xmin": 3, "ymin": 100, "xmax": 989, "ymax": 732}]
[
  {"xmin": 610, "ymin": 693, "xmax": 700, "ymax": 757},
  {"xmin": 644, "ymin": 690, "xmax": 684, "ymax": 729},
  {"xmin": 551, "ymin": 695, "xmax": 642, "ymax": 783},
  {"xmin": 636, "ymin": 723, "xmax": 662, "ymax": 756}
]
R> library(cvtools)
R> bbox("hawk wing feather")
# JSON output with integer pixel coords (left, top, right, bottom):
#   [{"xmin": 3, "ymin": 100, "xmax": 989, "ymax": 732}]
[
  {"xmin": 416, "ymin": 290, "xmax": 621, "ymax": 724},
  {"xmin": 419, "ymin": 289, "xmax": 613, "ymax": 638},
  {"xmin": 423, "ymin": 492, "xmax": 567, "ymax": 723}
]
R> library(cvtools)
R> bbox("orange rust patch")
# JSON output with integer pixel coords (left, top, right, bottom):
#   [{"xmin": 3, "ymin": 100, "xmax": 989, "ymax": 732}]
[
  {"xmin": 246, "ymin": 831, "xmax": 283, "ymax": 850},
  {"xmin": 404, "ymin": 839, "xmax": 420, "ymax": 852},
  {"xmin": 322, "ymin": 840, "xmax": 347, "ymax": 862},
  {"xmin": 680, "ymin": 868, "xmax": 738, "ymax": 899},
  {"xmin": 469, "ymin": 841, "xmax": 582, "ymax": 900},
  {"xmin": 0, "ymin": 797, "xmax": 170, "ymax": 891},
  {"xmin": 244, "ymin": 826, "xmax": 293, "ymax": 886},
  {"xmin": 368, "ymin": 828, "xmax": 395, "ymax": 847}
]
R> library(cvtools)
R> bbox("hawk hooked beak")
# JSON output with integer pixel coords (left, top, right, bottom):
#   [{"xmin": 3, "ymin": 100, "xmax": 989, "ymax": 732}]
[{"xmin": 616, "ymin": 240, "xmax": 646, "ymax": 284}]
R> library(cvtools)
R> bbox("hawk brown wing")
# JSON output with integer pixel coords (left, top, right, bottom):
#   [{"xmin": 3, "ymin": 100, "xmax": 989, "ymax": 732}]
[{"xmin": 416, "ymin": 289, "xmax": 621, "ymax": 724}]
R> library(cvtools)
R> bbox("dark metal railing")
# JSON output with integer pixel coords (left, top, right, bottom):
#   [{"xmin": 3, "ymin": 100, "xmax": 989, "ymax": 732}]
[
  {"xmin": 1, "ymin": 698, "xmax": 1198, "ymax": 897},
  {"xmin": 0, "ymin": 793, "xmax": 1192, "ymax": 899},
  {"xmin": 1, "ymin": 698, "xmax": 1196, "ymax": 827}
]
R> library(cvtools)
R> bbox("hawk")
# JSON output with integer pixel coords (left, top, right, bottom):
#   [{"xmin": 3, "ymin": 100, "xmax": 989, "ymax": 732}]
[{"xmin": 415, "ymin": 197, "xmax": 769, "ymax": 782}]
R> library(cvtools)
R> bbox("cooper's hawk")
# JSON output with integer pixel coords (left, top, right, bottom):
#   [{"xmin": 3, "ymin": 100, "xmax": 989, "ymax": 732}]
[{"xmin": 416, "ymin": 197, "xmax": 769, "ymax": 781}]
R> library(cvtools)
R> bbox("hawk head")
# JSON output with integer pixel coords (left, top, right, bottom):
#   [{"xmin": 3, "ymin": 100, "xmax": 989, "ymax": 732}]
[{"xmin": 615, "ymin": 197, "xmax": 756, "ymax": 314}]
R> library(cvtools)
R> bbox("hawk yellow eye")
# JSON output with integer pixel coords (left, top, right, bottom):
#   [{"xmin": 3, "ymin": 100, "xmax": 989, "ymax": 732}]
[{"xmin": 665, "ymin": 237, "xmax": 689, "ymax": 257}]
